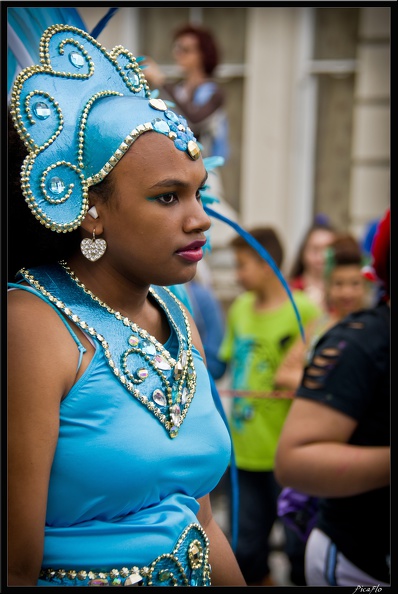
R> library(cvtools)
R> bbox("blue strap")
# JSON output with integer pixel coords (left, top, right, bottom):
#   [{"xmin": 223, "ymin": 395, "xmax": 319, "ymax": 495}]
[
  {"xmin": 90, "ymin": 8, "xmax": 119, "ymax": 39},
  {"xmin": 325, "ymin": 541, "xmax": 338, "ymax": 586},
  {"xmin": 208, "ymin": 373, "xmax": 239, "ymax": 553},
  {"xmin": 8, "ymin": 282, "xmax": 86, "ymax": 372},
  {"xmin": 204, "ymin": 205, "xmax": 305, "ymax": 342}
]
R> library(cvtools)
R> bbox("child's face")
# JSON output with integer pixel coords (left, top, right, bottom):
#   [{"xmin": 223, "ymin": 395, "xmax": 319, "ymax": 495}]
[
  {"xmin": 327, "ymin": 264, "xmax": 367, "ymax": 318},
  {"xmin": 234, "ymin": 248, "xmax": 268, "ymax": 291}
]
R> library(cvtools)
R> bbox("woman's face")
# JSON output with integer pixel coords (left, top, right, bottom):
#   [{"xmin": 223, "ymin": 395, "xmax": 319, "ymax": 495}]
[
  {"xmin": 172, "ymin": 34, "xmax": 203, "ymax": 73},
  {"xmin": 302, "ymin": 228, "xmax": 335, "ymax": 276},
  {"xmin": 327, "ymin": 265, "xmax": 367, "ymax": 318},
  {"xmin": 95, "ymin": 132, "xmax": 211, "ymax": 287}
]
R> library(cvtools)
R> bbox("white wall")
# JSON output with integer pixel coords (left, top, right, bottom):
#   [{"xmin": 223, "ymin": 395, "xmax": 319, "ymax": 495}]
[
  {"xmin": 78, "ymin": 7, "xmax": 140, "ymax": 55},
  {"xmin": 241, "ymin": 7, "xmax": 390, "ymax": 269},
  {"xmin": 349, "ymin": 7, "xmax": 390, "ymax": 239},
  {"xmin": 240, "ymin": 7, "xmax": 315, "ymax": 270}
]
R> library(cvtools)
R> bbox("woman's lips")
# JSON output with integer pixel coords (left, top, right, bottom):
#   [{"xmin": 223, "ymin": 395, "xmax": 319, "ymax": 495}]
[{"xmin": 175, "ymin": 240, "xmax": 206, "ymax": 263}]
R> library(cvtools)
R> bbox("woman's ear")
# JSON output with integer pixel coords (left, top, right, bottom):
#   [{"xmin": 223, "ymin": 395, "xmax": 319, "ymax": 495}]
[
  {"xmin": 81, "ymin": 204, "xmax": 104, "ymax": 235},
  {"xmin": 88, "ymin": 206, "xmax": 99, "ymax": 219}
]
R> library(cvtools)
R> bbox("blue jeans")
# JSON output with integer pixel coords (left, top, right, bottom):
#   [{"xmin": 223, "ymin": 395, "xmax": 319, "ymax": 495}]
[{"xmin": 232, "ymin": 469, "xmax": 281, "ymax": 583}]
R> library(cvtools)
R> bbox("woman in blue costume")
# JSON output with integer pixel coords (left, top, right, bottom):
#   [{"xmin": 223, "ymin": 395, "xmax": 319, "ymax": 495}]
[{"xmin": 7, "ymin": 25, "xmax": 246, "ymax": 587}]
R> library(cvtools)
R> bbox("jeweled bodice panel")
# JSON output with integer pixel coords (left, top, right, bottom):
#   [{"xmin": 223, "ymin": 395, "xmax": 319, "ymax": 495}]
[{"xmin": 19, "ymin": 263, "xmax": 196, "ymax": 438}]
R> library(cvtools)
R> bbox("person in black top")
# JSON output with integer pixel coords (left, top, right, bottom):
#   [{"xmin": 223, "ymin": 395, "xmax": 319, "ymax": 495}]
[{"xmin": 275, "ymin": 209, "xmax": 390, "ymax": 586}]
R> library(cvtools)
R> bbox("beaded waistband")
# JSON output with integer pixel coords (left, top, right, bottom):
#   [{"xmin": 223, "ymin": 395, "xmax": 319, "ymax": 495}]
[{"xmin": 39, "ymin": 523, "xmax": 211, "ymax": 587}]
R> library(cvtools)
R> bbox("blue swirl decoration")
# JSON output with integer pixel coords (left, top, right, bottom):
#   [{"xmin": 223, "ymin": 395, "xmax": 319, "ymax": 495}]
[
  {"xmin": 7, "ymin": 7, "xmax": 88, "ymax": 96},
  {"xmin": 10, "ymin": 23, "xmax": 204, "ymax": 232}
]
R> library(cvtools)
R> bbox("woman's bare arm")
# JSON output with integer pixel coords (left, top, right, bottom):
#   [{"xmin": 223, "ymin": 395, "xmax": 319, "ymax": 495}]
[
  {"xmin": 7, "ymin": 291, "xmax": 82, "ymax": 585},
  {"xmin": 197, "ymin": 494, "xmax": 246, "ymax": 586},
  {"xmin": 275, "ymin": 398, "xmax": 390, "ymax": 497}
]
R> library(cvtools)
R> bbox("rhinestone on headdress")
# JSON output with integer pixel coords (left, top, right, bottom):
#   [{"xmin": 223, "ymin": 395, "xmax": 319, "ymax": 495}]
[{"xmin": 10, "ymin": 25, "xmax": 201, "ymax": 234}]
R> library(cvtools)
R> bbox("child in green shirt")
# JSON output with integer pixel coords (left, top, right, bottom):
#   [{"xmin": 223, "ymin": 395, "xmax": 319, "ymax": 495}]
[{"xmin": 219, "ymin": 226, "xmax": 321, "ymax": 585}]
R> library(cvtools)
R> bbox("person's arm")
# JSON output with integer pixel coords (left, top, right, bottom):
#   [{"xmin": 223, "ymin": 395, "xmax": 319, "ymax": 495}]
[
  {"xmin": 274, "ymin": 333, "xmax": 309, "ymax": 391},
  {"xmin": 197, "ymin": 494, "xmax": 246, "ymax": 586},
  {"xmin": 142, "ymin": 57, "xmax": 225, "ymax": 123},
  {"xmin": 275, "ymin": 397, "xmax": 390, "ymax": 498},
  {"xmin": 162, "ymin": 82, "xmax": 225, "ymax": 124},
  {"xmin": 275, "ymin": 314, "xmax": 326, "ymax": 392},
  {"xmin": 141, "ymin": 56, "xmax": 166, "ymax": 89},
  {"xmin": 7, "ymin": 291, "xmax": 82, "ymax": 585}
]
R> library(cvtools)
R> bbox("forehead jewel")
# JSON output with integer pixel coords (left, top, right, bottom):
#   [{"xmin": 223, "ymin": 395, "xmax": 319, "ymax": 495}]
[{"xmin": 10, "ymin": 24, "xmax": 201, "ymax": 233}]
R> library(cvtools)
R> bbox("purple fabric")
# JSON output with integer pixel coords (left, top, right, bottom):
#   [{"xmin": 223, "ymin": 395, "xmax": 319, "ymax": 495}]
[{"xmin": 277, "ymin": 487, "xmax": 319, "ymax": 542}]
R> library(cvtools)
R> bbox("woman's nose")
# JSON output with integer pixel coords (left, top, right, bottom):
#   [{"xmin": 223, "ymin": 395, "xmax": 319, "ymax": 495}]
[{"xmin": 183, "ymin": 199, "xmax": 211, "ymax": 233}]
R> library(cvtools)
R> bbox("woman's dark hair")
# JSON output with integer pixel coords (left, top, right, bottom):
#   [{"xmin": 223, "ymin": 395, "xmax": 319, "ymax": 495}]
[
  {"xmin": 7, "ymin": 110, "xmax": 111, "ymax": 281},
  {"xmin": 289, "ymin": 218, "xmax": 336, "ymax": 280},
  {"xmin": 173, "ymin": 24, "xmax": 220, "ymax": 76}
]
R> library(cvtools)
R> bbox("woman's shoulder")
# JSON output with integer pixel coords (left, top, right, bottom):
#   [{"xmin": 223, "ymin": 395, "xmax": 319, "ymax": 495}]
[
  {"xmin": 8, "ymin": 283, "xmax": 53, "ymax": 317},
  {"xmin": 8, "ymin": 285, "xmax": 82, "ymax": 358},
  {"xmin": 8, "ymin": 284, "xmax": 89, "ymax": 394},
  {"xmin": 315, "ymin": 303, "xmax": 390, "ymax": 363},
  {"xmin": 9, "ymin": 286, "xmax": 64, "ymax": 342}
]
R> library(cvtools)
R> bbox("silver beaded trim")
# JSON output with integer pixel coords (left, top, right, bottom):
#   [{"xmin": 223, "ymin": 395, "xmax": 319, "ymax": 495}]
[
  {"xmin": 21, "ymin": 263, "xmax": 197, "ymax": 438},
  {"xmin": 39, "ymin": 522, "xmax": 211, "ymax": 586},
  {"xmin": 9, "ymin": 25, "xmax": 151, "ymax": 233}
]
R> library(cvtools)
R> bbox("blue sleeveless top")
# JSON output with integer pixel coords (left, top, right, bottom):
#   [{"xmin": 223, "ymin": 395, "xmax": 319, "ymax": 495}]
[{"xmin": 10, "ymin": 264, "xmax": 231, "ymax": 586}]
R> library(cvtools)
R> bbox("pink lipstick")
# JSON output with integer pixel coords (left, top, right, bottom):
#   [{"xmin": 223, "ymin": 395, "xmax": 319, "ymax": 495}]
[{"xmin": 175, "ymin": 240, "xmax": 206, "ymax": 263}]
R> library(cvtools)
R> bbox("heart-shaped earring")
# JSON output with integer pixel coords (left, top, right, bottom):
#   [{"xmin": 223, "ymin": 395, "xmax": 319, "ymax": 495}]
[{"xmin": 80, "ymin": 229, "xmax": 107, "ymax": 261}]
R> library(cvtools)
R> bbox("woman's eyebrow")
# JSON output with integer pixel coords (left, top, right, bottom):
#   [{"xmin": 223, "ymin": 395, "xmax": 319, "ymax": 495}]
[
  {"xmin": 149, "ymin": 172, "xmax": 208, "ymax": 190},
  {"xmin": 149, "ymin": 179, "xmax": 189, "ymax": 189}
]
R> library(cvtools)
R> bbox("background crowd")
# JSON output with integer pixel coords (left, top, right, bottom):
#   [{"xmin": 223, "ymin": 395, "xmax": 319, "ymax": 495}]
[{"xmin": 7, "ymin": 7, "xmax": 390, "ymax": 589}]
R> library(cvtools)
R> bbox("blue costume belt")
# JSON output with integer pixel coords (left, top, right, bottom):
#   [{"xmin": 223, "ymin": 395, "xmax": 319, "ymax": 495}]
[{"xmin": 38, "ymin": 523, "xmax": 211, "ymax": 587}]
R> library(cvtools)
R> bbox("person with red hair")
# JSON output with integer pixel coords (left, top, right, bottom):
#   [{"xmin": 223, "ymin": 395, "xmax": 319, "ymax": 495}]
[
  {"xmin": 143, "ymin": 24, "xmax": 229, "ymax": 161},
  {"xmin": 275, "ymin": 209, "xmax": 390, "ymax": 586}
]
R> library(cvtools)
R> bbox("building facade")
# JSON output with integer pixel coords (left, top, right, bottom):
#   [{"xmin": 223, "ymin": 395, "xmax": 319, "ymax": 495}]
[{"xmin": 13, "ymin": 5, "xmax": 390, "ymax": 301}]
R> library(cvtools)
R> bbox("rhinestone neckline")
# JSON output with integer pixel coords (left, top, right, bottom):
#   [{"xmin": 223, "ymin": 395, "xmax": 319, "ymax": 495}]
[
  {"xmin": 59, "ymin": 260, "xmax": 186, "ymax": 361},
  {"xmin": 21, "ymin": 262, "xmax": 197, "ymax": 437}
]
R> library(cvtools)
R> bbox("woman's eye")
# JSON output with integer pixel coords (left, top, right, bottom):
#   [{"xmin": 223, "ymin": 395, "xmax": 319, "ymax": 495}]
[
  {"xmin": 197, "ymin": 186, "xmax": 206, "ymax": 200},
  {"xmin": 157, "ymin": 193, "xmax": 178, "ymax": 205}
]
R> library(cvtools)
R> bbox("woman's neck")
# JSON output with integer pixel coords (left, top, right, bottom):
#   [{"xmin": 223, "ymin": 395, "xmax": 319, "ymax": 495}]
[
  {"xmin": 64, "ymin": 254, "xmax": 149, "ymax": 319},
  {"xmin": 62, "ymin": 257, "xmax": 171, "ymax": 343}
]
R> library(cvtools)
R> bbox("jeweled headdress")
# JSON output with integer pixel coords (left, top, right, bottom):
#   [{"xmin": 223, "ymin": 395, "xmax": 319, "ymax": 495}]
[
  {"xmin": 9, "ymin": 24, "xmax": 201, "ymax": 233},
  {"xmin": 9, "ymin": 21, "xmax": 305, "ymax": 342}
]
